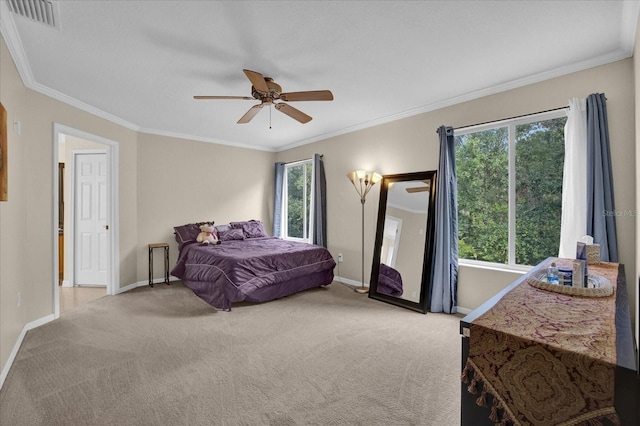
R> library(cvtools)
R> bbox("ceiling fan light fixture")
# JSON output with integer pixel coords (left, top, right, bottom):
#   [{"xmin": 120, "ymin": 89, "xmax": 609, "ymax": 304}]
[{"xmin": 195, "ymin": 69, "xmax": 333, "ymax": 125}]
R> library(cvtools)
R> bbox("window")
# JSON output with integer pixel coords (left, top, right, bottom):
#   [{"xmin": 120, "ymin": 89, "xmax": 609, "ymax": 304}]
[
  {"xmin": 455, "ymin": 111, "xmax": 567, "ymax": 267},
  {"xmin": 283, "ymin": 160, "xmax": 314, "ymax": 243}
]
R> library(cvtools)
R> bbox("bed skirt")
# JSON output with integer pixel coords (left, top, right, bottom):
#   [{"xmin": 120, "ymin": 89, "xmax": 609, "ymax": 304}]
[{"xmin": 182, "ymin": 268, "xmax": 334, "ymax": 311}]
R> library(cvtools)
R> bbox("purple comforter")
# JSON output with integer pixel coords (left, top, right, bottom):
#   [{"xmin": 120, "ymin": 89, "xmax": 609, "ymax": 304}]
[
  {"xmin": 171, "ymin": 237, "xmax": 335, "ymax": 310},
  {"xmin": 378, "ymin": 263, "xmax": 403, "ymax": 297}
]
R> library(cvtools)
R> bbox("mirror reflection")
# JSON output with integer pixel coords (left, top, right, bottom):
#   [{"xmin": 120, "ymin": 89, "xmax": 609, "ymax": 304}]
[{"xmin": 370, "ymin": 171, "xmax": 437, "ymax": 313}]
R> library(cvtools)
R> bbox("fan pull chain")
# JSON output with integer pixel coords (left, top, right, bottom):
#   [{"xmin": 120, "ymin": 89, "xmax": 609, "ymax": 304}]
[{"xmin": 269, "ymin": 105, "xmax": 272, "ymax": 129}]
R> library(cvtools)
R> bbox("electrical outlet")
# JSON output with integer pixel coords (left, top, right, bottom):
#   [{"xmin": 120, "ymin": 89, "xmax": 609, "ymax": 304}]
[
  {"xmin": 338, "ymin": 253, "xmax": 344, "ymax": 262},
  {"xmin": 17, "ymin": 291, "xmax": 21, "ymax": 307}
]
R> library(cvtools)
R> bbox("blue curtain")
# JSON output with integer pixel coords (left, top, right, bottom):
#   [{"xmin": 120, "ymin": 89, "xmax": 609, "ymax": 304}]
[
  {"xmin": 429, "ymin": 126, "xmax": 458, "ymax": 313},
  {"xmin": 273, "ymin": 162, "xmax": 285, "ymax": 237},
  {"xmin": 586, "ymin": 93, "xmax": 618, "ymax": 262},
  {"xmin": 312, "ymin": 154, "xmax": 328, "ymax": 247}
]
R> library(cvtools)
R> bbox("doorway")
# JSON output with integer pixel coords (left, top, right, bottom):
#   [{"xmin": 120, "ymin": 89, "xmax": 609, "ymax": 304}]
[{"xmin": 53, "ymin": 124, "xmax": 120, "ymax": 319}]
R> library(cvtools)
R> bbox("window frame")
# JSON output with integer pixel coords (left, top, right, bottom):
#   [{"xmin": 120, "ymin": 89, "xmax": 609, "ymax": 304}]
[
  {"xmin": 282, "ymin": 158, "xmax": 315, "ymax": 243},
  {"xmin": 455, "ymin": 109, "xmax": 567, "ymax": 270}
]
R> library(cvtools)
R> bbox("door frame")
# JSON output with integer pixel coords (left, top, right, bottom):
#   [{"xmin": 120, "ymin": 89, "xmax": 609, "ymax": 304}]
[
  {"xmin": 53, "ymin": 124, "xmax": 120, "ymax": 319},
  {"xmin": 383, "ymin": 215, "xmax": 402, "ymax": 267}
]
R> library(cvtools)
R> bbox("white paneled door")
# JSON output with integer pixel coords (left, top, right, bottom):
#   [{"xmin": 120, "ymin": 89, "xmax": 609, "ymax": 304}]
[{"xmin": 74, "ymin": 152, "xmax": 108, "ymax": 286}]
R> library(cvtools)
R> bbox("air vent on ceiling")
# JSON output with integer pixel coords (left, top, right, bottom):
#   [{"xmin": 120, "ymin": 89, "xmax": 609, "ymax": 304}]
[{"xmin": 7, "ymin": 0, "xmax": 58, "ymax": 28}]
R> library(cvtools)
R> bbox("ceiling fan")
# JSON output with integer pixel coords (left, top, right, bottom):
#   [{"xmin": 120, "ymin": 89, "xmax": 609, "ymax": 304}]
[{"xmin": 194, "ymin": 69, "xmax": 333, "ymax": 124}]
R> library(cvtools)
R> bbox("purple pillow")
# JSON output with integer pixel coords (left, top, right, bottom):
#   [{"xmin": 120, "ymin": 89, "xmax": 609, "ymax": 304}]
[
  {"xmin": 231, "ymin": 220, "xmax": 268, "ymax": 239},
  {"xmin": 174, "ymin": 221, "xmax": 217, "ymax": 249},
  {"xmin": 174, "ymin": 224, "xmax": 200, "ymax": 249},
  {"xmin": 218, "ymin": 228, "xmax": 245, "ymax": 241},
  {"xmin": 215, "ymin": 224, "xmax": 231, "ymax": 235}
]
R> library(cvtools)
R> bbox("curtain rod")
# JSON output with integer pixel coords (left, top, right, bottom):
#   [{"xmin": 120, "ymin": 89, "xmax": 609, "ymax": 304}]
[{"xmin": 437, "ymin": 105, "xmax": 569, "ymax": 133}]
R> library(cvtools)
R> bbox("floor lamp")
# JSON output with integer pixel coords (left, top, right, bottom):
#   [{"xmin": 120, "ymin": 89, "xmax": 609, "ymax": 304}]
[{"xmin": 347, "ymin": 170, "xmax": 382, "ymax": 294}]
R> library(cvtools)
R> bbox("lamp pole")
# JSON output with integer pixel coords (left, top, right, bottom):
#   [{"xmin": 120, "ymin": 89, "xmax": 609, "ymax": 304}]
[
  {"xmin": 347, "ymin": 170, "xmax": 381, "ymax": 294},
  {"xmin": 355, "ymin": 197, "xmax": 367, "ymax": 293}
]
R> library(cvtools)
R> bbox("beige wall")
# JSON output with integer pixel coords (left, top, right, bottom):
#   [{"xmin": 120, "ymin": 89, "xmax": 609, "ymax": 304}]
[
  {"xmin": 277, "ymin": 59, "xmax": 637, "ymax": 323},
  {"xmin": 0, "ymin": 29, "xmax": 28, "ymax": 377},
  {"xmin": 136, "ymin": 133, "xmax": 274, "ymax": 279}
]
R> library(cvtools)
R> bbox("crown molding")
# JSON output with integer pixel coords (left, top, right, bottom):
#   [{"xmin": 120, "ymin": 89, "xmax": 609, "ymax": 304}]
[
  {"xmin": 32, "ymin": 80, "xmax": 140, "ymax": 131},
  {"xmin": 137, "ymin": 127, "xmax": 276, "ymax": 152}
]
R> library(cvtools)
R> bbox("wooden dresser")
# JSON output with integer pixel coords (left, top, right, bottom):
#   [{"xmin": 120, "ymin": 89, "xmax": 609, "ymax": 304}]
[{"xmin": 460, "ymin": 258, "xmax": 638, "ymax": 425}]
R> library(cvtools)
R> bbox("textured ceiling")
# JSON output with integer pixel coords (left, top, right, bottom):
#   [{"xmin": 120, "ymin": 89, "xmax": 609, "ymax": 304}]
[{"xmin": 0, "ymin": 1, "xmax": 638, "ymax": 151}]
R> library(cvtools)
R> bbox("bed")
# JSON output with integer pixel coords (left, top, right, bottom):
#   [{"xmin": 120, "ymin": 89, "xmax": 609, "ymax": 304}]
[{"xmin": 170, "ymin": 220, "xmax": 336, "ymax": 310}]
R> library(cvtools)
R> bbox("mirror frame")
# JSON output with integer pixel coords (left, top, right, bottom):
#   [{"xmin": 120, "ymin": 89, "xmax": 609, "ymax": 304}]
[{"xmin": 368, "ymin": 170, "xmax": 438, "ymax": 313}]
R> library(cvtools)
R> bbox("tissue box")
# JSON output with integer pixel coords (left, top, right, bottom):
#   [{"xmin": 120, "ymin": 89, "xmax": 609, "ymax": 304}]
[
  {"xmin": 586, "ymin": 244, "xmax": 601, "ymax": 265},
  {"xmin": 577, "ymin": 242, "xmax": 601, "ymax": 266}
]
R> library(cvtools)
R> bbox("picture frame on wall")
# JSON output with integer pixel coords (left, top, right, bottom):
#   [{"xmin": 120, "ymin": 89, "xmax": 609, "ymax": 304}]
[{"xmin": 0, "ymin": 102, "xmax": 7, "ymax": 201}]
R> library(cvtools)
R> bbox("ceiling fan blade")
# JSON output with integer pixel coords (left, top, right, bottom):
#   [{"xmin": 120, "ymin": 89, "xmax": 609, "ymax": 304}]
[
  {"xmin": 243, "ymin": 69, "xmax": 269, "ymax": 94},
  {"xmin": 279, "ymin": 90, "xmax": 334, "ymax": 102},
  {"xmin": 194, "ymin": 96, "xmax": 254, "ymax": 100},
  {"xmin": 237, "ymin": 104, "xmax": 263, "ymax": 124},
  {"xmin": 405, "ymin": 180, "xmax": 431, "ymax": 193},
  {"xmin": 274, "ymin": 103, "xmax": 312, "ymax": 124},
  {"xmin": 406, "ymin": 187, "xmax": 429, "ymax": 193}
]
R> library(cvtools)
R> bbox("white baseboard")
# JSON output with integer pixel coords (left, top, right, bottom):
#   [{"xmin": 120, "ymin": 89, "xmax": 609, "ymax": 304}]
[
  {"xmin": 116, "ymin": 276, "xmax": 180, "ymax": 294},
  {"xmin": 333, "ymin": 275, "xmax": 368, "ymax": 288},
  {"xmin": 61, "ymin": 280, "xmax": 72, "ymax": 287},
  {"xmin": 456, "ymin": 306, "xmax": 473, "ymax": 315},
  {"xmin": 0, "ymin": 314, "xmax": 55, "ymax": 391}
]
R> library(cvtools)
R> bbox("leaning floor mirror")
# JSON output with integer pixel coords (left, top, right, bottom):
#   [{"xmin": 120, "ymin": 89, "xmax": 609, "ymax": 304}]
[{"xmin": 369, "ymin": 171, "xmax": 437, "ymax": 313}]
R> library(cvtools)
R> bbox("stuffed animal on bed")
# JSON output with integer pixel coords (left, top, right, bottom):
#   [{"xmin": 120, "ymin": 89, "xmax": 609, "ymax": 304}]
[{"xmin": 196, "ymin": 223, "xmax": 220, "ymax": 245}]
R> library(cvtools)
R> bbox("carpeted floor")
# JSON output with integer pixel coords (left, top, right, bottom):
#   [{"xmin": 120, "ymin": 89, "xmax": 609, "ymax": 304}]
[{"xmin": 0, "ymin": 281, "xmax": 463, "ymax": 425}]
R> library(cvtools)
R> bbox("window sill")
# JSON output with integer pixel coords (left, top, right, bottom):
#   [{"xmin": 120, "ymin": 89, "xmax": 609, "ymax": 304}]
[
  {"xmin": 458, "ymin": 259, "xmax": 532, "ymax": 275},
  {"xmin": 283, "ymin": 236, "xmax": 311, "ymax": 244}
]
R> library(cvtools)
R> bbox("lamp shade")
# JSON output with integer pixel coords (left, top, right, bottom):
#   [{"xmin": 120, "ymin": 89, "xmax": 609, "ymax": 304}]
[{"xmin": 347, "ymin": 170, "xmax": 381, "ymax": 200}]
